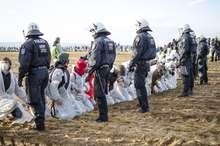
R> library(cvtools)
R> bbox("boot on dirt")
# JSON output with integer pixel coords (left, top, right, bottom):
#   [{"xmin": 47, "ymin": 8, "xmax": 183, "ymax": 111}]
[
  {"xmin": 188, "ymin": 89, "xmax": 193, "ymax": 95},
  {"xmin": 34, "ymin": 123, "xmax": 45, "ymax": 131},
  {"xmin": 177, "ymin": 93, "xmax": 189, "ymax": 97},
  {"xmin": 137, "ymin": 108, "xmax": 149, "ymax": 113},
  {"xmin": 96, "ymin": 117, "xmax": 108, "ymax": 123}
]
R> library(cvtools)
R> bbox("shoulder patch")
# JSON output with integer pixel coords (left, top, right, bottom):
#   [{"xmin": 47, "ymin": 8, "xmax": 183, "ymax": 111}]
[
  {"xmin": 20, "ymin": 48, "xmax": 25, "ymax": 55},
  {"xmin": 150, "ymin": 38, "xmax": 155, "ymax": 45}
]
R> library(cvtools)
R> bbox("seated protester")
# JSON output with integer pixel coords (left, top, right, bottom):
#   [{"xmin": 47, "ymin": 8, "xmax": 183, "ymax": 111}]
[
  {"xmin": 0, "ymin": 98, "xmax": 16, "ymax": 120},
  {"xmin": 85, "ymin": 73, "xmax": 96, "ymax": 105},
  {"xmin": 150, "ymin": 64, "xmax": 166, "ymax": 93},
  {"xmin": 121, "ymin": 61, "xmax": 136, "ymax": 99},
  {"xmin": 164, "ymin": 59, "xmax": 178, "ymax": 90},
  {"xmin": 126, "ymin": 71, "xmax": 136, "ymax": 99},
  {"xmin": 70, "ymin": 58, "xmax": 94, "ymax": 112},
  {"xmin": 105, "ymin": 67, "xmax": 118, "ymax": 105},
  {"xmin": 107, "ymin": 67, "xmax": 127, "ymax": 104},
  {"xmin": 45, "ymin": 53, "xmax": 83, "ymax": 120},
  {"xmin": 116, "ymin": 65, "xmax": 134, "ymax": 101},
  {"xmin": 0, "ymin": 57, "xmax": 33, "ymax": 124},
  {"xmin": 145, "ymin": 69, "xmax": 152, "ymax": 96}
]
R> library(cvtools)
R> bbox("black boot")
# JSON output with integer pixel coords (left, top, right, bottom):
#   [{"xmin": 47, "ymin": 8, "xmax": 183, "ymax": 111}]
[
  {"xmin": 137, "ymin": 108, "xmax": 149, "ymax": 113},
  {"xmin": 96, "ymin": 117, "xmax": 108, "ymax": 123},
  {"xmin": 177, "ymin": 93, "xmax": 189, "ymax": 97},
  {"xmin": 33, "ymin": 124, "xmax": 45, "ymax": 131}
]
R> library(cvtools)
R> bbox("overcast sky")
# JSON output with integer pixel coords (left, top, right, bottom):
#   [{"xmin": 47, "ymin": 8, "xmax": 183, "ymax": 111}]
[{"xmin": 0, "ymin": 0, "xmax": 219, "ymax": 46}]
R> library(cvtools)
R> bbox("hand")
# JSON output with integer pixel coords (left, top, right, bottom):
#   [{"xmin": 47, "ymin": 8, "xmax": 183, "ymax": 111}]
[
  {"xmin": 18, "ymin": 79, "xmax": 23, "ymax": 87},
  {"xmin": 128, "ymin": 65, "xmax": 135, "ymax": 72}
]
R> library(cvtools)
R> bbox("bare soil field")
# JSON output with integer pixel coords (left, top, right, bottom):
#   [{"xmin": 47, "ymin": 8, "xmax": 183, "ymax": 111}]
[{"xmin": 0, "ymin": 52, "xmax": 220, "ymax": 146}]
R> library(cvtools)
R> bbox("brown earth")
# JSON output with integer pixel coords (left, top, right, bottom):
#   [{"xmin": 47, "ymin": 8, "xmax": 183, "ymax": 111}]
[{"xmin": 0, "ymin": 52, "xmax": 220, "ymax": 146}]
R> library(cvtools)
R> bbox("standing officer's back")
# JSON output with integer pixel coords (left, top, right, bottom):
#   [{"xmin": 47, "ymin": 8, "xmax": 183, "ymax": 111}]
[
  {"xmin": 178, "ymin": 24, "xmax": 194, "ymax": 97},
  {"xmin": 128, "ymin": 19, "xmax": 156, "ymax": 113},
  {"xmin": 18, "ymin": 23, "xmax": 51, "ymax": 131},
  {"xmin": 87, "ymin": 22, "xmax": 116, "ymax": 122}
]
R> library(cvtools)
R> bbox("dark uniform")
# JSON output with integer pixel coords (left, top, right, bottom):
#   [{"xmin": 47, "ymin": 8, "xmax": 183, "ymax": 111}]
[
  {"xmin": 18, "ymin": 24, "xmax": 51, "ymax": 130},
  {"xmin": 190, "ymin": 33, "xmax": 197, "ymax": 89},
  {"xmin": 197, "ymin": 38, "xmax": 209, "ymax": 85},
  {"xmin": 211, "ymin": 38, "xmax": 220, "ymax": 61},
  {"xmin": 129, "ymin": 27, "xmax": 156, "ymax": 113},
  {"xmin": 87, "ymin": 29, "xmax": 116, "ymax": 122},
  {"xmin": 179, "ymin": 29, "xmax": 194, "ymax": 96}
]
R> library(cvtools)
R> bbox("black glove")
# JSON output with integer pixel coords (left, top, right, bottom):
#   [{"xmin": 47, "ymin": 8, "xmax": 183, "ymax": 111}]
[
  {"xmin": 128, "ymin": 65, "xmax": 135, "ymax": 72},
  {"xmin": 18, "ymin": 79, "xmax": 23, "ymax": 87}
]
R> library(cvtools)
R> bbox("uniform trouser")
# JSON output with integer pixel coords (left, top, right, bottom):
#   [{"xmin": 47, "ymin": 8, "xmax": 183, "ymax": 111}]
[
  {"xmin": 216, "ymin": 51, "xmax": 220, "ymax": 61},
  {"xmin": 192, "ymin": 55, "xmax": 197, "ymax": 79},
  {"xmin": 211, "ymin": 50, "xmax": 215, "ymax": 61},
  {"xmin": 134, "ymin": 62, "xmax": 149, "ymax": 111},
  {"xmin": 181, "ymin": 65, "xmax": 193, "ymax": 95},
  {"xmin": 198, "ymin": 58, "xmax": 208, "ymax": 84},
  {"xmin": 94, "ymin": 66, "xmax": 110, "ymax": 120},
  {"xmin": 26, "ymin": 68, "xmax": 48, "ymax": 128},
  {"xmin": 211, "ymin": 50, "xmax": 220, "ymax": 61},
  {"xmin": 190, "ymin": 67, "xmax": 195, "ymax": 91}
]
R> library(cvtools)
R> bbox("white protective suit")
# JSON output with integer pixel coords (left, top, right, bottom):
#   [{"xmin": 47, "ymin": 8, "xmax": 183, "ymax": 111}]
[
  {"xmin": 0, "ymin": 71, "xmax": 33, "ymax": 124},
  {"xmin": 70, "ymin": 71, "xmax": 94, "ymax": 112},
  {"xmin": 46, "ymin": 68, "xmax": 83, "ymax": 120}
]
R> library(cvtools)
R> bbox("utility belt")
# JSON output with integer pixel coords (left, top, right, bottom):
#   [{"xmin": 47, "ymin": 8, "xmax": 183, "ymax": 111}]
[
  {"xmin": 30, "ymin": 66, "xmax": 48, "ymax": 71},
  {"xmin": 136, "ymin": 60, "xmax": 150, "ymax": 65},
  {"xmin": 99, "ymin": 64, "xmax": 110, "ymax": 69}
]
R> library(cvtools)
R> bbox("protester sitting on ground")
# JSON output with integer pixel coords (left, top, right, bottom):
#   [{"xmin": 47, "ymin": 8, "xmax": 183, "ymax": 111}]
[
  {"xmin": 0, "ymin": 57, "xmax": 33, "ymax": 124},
  {"xmin": 46, "ymin": 53, "xmax": 83, "ymax": 120},
  {"xmin": 70, "ymin": 58, "xmax": 94, "ymax": 112}
]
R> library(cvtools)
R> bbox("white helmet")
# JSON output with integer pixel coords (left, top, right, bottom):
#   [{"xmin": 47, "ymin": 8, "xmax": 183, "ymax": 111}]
[
  {"xmin": 26, "ymin": 23, "xmax": 43, "ymax": 37},
  {"xmin": 183, "ymin": 24, "xmax": 193, "ymax": 33},
  {"xmin": 89, "ymin": 22, "xmax": 110, "ymax": 35},
  {"xmin": 135, "ymin": 19, "xmax": 152, "ymax": 32}
]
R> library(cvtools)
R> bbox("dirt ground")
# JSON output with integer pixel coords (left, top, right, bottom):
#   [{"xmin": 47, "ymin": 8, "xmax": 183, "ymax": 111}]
[{"xmin": 0, "ymin": 52, "xmax": 220, "ymax": 146}]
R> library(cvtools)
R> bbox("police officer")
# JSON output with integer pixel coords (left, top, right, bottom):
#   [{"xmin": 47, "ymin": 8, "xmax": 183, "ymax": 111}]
[
  {"xmin": 210, "ymin": 38, "xmax": 216, "ymax": 62},
  {"xmin": 128, "ymin": 19, "xmax": 156, "ymax": 113},
  {"xmin": 189, "ymin": 30, "xmax": 197, "ymax": 91},
  {"xmin": 178, "ymin": 24, "xmax": 194, "ymax": 97},
  {"xmin": 211, "ymin": 37, "xmax": 220, "ymax": 61},
  {"xmin": 197, "ymin": 37, "xmax": 209, "ymax": 85},
  {"xmin": 87, "ymin": 22, "xmax": 116, "ymax": 122},
  {"xmin": 18, "ymin": 23, "xmax": 51, "ymax": 130}
]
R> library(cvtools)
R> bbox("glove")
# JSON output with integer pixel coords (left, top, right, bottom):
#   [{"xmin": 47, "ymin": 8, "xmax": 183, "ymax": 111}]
[
  {"xmin": 18, "ymin": 79, "xmax": 23, "ymax": 87},
  {"xmin": 128, "ymin": 65, "xmax": 135, "ymax": 72}
]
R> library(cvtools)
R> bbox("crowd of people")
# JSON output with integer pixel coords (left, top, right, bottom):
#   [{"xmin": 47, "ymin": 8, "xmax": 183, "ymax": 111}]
[
  {"xmin": 0, "ymin": 42, "xmax": 132, "ymax": 53},
  {"xmin": 0, "ymin": 20, "xmax": 216, "ymax": 131}
]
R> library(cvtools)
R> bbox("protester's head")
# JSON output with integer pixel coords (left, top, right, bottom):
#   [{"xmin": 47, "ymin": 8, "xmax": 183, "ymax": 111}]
[
  {"xmin": 57, "ymin": 53, "xmax": 69, "ymax": 67},
  {"xmin": 74, "ymin": 58, "xmax": 88, "ymax": 76},
  {"xmin": 53, "ymin": 37, "xmax": 60, "ymax": 46},
  {"xmin": 0, "ymin": 57, "xmax": 12, "ymax": 74}
]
